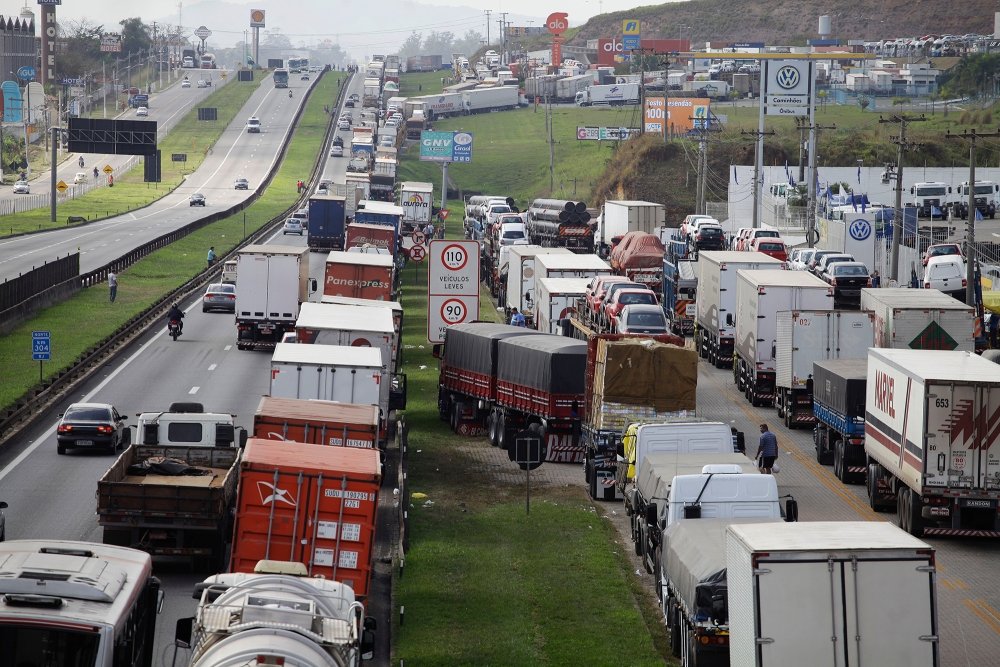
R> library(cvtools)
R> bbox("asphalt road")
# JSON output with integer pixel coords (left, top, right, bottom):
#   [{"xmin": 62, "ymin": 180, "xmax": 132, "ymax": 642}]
[{"xmin": 0, "ymin": 69, "xmax": 319, "ymax": 281}]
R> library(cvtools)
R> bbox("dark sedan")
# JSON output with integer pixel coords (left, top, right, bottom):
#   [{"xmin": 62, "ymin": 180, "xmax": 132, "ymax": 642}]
[
  {"xmin": 203, "ymin": 283, "xmax": 237, "ymax": 312},
  {"xmin": 190, "ymin": 192, "xmax": 206, "ymax": 206},
  {"xmin": 821, "ymin": 262, "xmax": 871, "ymax": 308},
  {"xmin": 56, "ymin": 402, "xmax": 129, "ymax": 454}
]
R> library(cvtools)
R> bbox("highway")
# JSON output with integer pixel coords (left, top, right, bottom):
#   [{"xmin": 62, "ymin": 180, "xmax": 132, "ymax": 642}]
[{"xmin": 0, "ymin": 69, "xmax": 321, "ymax": 282}]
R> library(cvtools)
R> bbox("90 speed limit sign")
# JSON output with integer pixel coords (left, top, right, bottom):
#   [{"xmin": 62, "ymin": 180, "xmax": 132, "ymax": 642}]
[
  {"xmin": 428, "ymin": 295, "xmax": 478, "ymax": 343},
  {"xmin": 428, "ymin": 239, "xmax": 480, "ymax": 343}
]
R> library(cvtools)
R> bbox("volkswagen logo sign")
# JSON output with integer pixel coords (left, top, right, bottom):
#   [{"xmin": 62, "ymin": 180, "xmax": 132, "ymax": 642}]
[
  {"xmin": 775, "ymin": 65, "xmax": 800, "ymax": 90},
  {"xmin": 849, "ymin": 218, "xmax": 872, "ymax": 241}
]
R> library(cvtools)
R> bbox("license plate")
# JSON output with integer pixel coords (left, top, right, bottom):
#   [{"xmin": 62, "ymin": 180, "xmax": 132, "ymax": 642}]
[
  {"xmin": 77, "ymin": 440, "xmax": 94, "ymax": 446},
  {"xmin": 259, "ymin": 325, "xmax": 274, "ymax": 332}
]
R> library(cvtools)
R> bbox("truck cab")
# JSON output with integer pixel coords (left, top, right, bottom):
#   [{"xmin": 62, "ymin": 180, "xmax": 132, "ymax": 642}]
[
  {"xmin": 954, "ymin": 180, "xmax": 999, "ymax": 220},
  {"xmin": 908, "ymin": 181, "xmax": 952, "ymax": 219},
  {"xmin": 133, "ymin": 403, "xmax": 246, "ymax": 448}
]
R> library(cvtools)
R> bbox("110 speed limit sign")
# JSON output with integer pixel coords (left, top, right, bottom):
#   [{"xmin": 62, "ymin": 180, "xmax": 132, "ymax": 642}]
[{"xmin": 427, "ymin": 239, "xmax": 480, "ymax": 343}]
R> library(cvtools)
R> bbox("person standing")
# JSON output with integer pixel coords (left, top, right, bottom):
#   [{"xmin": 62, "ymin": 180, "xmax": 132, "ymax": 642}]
[
  {"xmin": 423, "ymin": 221, "xmax": 435, "ymax": 239},
  {"xmin": 207, "ymin": 246, "xmax": 217, "ymax": 268},
  {"xmin": 755, "ymin": 423, "xmax": 779, "ymax": 474},
  {"xmin": 871, "ymin": 270, "xmax": 881, "ymax": 288},
  {"xmin": 509, "ymin": 307, "xmax": 526, "ymax": 327},
  {"xmin": 108, "ymin": 271, "xmax": 118, "ymax": 303}
]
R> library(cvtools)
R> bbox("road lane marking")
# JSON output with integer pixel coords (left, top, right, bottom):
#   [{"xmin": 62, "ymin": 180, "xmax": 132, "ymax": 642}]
[
  {"xmin": 208, "ymin": 364, "xmax": 217, "ymax": 371},
  {"xmin": 189, "ymin": 386, "xmax": 200, "ymax": 394},
  {"xmin": 964, "ymin": 599, "xmax": 1000, "ymax": 636},
  {"xmin": 224, "ymin": 345, "xmax": 232, "ymax": 351}
]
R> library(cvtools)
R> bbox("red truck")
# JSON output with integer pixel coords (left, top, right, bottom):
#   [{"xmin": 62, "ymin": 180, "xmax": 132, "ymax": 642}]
[
  {"xmin": 253, "ymin": 396, "xmax": 381, "ymax": 449},
  {"xmin": 324, "ymin": 250, "xmax": 395, "ymax": 301},
  {"xmin": 610, "ymin": 231, "xmax": 665, "ymax": 290},
  {"xmin": 346, "ymin": 221, "xmax": 397, "ymax": 256}
]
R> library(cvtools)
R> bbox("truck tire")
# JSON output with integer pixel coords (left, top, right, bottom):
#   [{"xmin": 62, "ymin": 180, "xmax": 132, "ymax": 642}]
[
  {"xmin": 867, "ymin": 463, "xmax": 890, "ymax": 513},
  {"xmin": 496, "ymin": 413, "xmax": 509, "ymax": 451},
  {"xmin": 632, "ymin": 516, "xmax": 643, "ymax": 556},
  {"xmin": 587, "ymin": 458, "xmax": 598, "ymax": 500},
  {"xmin": 451, "ymin": 401, "xmax": 465, "ymax": 433},
  {"xmin": 487, "ymin": 412, "xmax": 499, "ymax": 447},
  {"xmin": 669, "ymin": 600, "xmax": 682, "ymax": 658},
  {"xmin": 898, "ymin": 488, "xmax": 925, "ymax": 537},
  {"xmin": 169, "ymin": 402, "xmax": 205, "ymax": 413},
  {"xmin": 653, "ymin": 546, "xmax": 663, "ymax": 603},
  {"xmin": 814, "ymin": 427, "xmax": 833, "ymax": 466},
  {"xmin": 833, "ymin": 439, "xmax": 847, "ymax": 483}
]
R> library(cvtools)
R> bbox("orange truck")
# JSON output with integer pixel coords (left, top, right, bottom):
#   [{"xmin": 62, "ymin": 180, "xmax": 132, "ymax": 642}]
[
  {"xmin": 253, "ymin": 396, "xmax": 381, "ymax": 449},
  {"xmin": 230, "ymin": 439, "xmax": 382, "ymax": 598}
]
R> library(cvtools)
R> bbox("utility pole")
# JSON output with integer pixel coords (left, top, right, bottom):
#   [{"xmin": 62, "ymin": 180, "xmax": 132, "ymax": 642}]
[
  {"xmin": 547, "ymin": 94, "xmax": 554, "ymax": 192},
  {"xmin": 796, "ymin": 117, "xmax": 808, "ymax": 183},
  {"xmin": 485, "ymin": 10, "xmax": 491, "ymax": 46},
  {"xmin": 691, "ymin": 111, "xmax": 720, "ymax": 214},
  {"xmin": 800, "ymin": 119, "xmax": 836, "ymax": 245},
  {"xmin": 879, "ymin": 114, "xmax": 926, "ymax": 282},
  {"xmin": 945, "ymin": 128, "xmax": 1000, "ymax": 306},
  {"xmin": 498, "ymin": 13, "xmax": 507, "ymax": 64},
  {"xmin": 742, "ymin": 128, "xmax": 775, "ymax": 229}
]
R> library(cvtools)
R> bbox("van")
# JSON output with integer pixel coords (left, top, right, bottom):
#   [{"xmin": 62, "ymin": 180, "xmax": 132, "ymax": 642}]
[{"xmin": 924, "ymin": 255, "xmax": 966, "ymax": 299}]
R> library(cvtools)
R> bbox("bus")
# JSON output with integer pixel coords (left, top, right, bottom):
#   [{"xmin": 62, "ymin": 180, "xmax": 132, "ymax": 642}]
[
  {"xmin": 0, "ymin": 540, "xmax": 162, "ymax": 667},
  {"xmin": 273, "ymin": 68, "xmax": 289, "ymax": 88},
  {"xmin": 287, "ymin": 56, "xmax": 309, "ymax": 73}
]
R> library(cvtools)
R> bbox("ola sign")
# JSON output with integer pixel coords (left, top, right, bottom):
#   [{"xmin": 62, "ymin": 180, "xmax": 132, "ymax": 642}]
[
  {"xmin": 546, "ymin": 12, "xmax": 568, "ymax": 35},
  {"xmin": 597, "ymin": 38, "xmax": 624, "ymax": 66}
]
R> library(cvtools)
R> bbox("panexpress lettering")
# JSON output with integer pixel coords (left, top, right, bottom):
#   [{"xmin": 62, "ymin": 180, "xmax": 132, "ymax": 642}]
[{"xmin": 327, "ymin": 276, "xmax": 390, "ymax": 289}]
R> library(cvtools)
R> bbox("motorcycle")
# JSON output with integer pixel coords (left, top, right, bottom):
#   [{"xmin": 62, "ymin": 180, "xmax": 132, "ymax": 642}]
[
  {"xmin": 288, "ymin": 90, "xmax": 293, "ymax": 98},
  {"xmin": 168, "ymin": 319, "xmax": 182, "ymax": 341}
]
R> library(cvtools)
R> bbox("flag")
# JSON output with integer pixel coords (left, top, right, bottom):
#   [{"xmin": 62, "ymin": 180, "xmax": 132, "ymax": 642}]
[
  {"xmin": 976, "ymin": 208, "xmax": 984, "ymax": 221},
  {"xmin": 857, "ymin": 164, "xmax": 862, "ymax": 184},
  {"xmin": 852, "ymin": 196, "xmax": 858, "ymax": 212},
  {"xmin": 861, "ymin": 198, "xmax": 867, "ymax": 213}
]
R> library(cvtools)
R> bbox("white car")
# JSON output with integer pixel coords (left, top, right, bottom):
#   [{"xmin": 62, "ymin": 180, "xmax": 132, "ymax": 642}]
[
  {"xmin": 12, "ymin": 180, "xmax": 29, "ymax": 194},
  {"xmin": 283, "ymin": 218, "xmax": 304, "ymax": 235},
  {"xmin": 197, "ymin": 80, "xmax": 207, "ymax": 88},
  {"xmin": 181, "ymin": 79, "xmax": 191, "ymax": 88},
  {"xmin": 73, "ymin": 172, "xmax": 88, "ymax": 184},
  {"xmin": 246, "ymin": 117, "xmax": 261, "ymax": 133},
  {"xmin": 338, "ymin": 120, "xmax": 351, "ymax": 131},
  {"xmin": 136, "ymin": 106, "xmax": 148, "ymax": 117},
  {"xmin": 330, "ymin": 145, "xmax": 344, "ymax": 157}
]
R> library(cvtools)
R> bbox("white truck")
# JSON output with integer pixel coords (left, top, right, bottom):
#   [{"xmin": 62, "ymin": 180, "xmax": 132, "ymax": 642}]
[
  {"xmin": 774, "ymin": 309, "xmax": 875, "ymax": 429},
  {"xmin": 574, "ymin": 83, "xmax": 641, "ymax": 106},
  {"xmin": 235, "ymin": 245, "xmax": 313, "ymax": 350},
  {"xmin": 362, "ymin": 78, "xmax": 381, "ymax": 107},
  {"xmin": 860, "ymin": 288, "xmax": 974, "ymax": 352},
  {"xmin": 734, "ymin": 270, "xmax": 834, "ymax": 407},
  {"xmin": 554, "ymin": 74, "xmax": 594, "ymax": 101},
  {"xmin": 533, "ymin": 252, "xmax": 611, "ymax": 281},
  {"xmin": 534, "ymin": 276, "xmax": 591, "ymax": 334},
  {"xmin": 597, "ymin": 200, "xmax": 666, "ymax": 256},
  {"xmin": 953, "ymin": 179, "xmax": 999, "ymax": 219},
  {"xmin": 865, "ymin": 348, "xmax": 1000, "ymax": 537},
  {"xmin": 270, "ymin": 343, "xmax": 386, "ymax": 420},
  {"xmin": 726, "ymin": 521, "xmax": 939, "ymax": 666},
  {"xmin": 907, "ymin": 181, "xmax": 953, "ymax": 219},
  {"xmin": 399, "ymin": 181, "xmax": 434, "ymax": 233},
  {"xmin": 295, "ymin": 302, "xmax": 398, "ymax": 373},
  {"xmin": 504, "ymin": 245, "xmax": 572, "ymax": 324},
  {"xmin": 695, "ymin": 252, "xmax": 784, "ymax": 369},
  {"xmin": 463, "ymin": 86, "xmax": 519, "ymax": 113},
  {"xmin": 178, "ymin": 562, "xmax": 375, "ymax": 666}
]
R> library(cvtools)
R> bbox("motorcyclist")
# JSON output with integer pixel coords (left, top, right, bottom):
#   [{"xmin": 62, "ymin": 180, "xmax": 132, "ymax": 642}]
[
  {"xmin": 78, "ymin": 156, "xmax": 85, "ymax": 168},
  {"xmin": 167, "ymin": 304, "xmax": 184, "ymax": 333},
  {"xmin": 288, "ymin": 90, "xmax": 293, "ymax": 98},
  {"xmin": 93, "ymin": 166, "xmax": 99, "ymax": 179}
]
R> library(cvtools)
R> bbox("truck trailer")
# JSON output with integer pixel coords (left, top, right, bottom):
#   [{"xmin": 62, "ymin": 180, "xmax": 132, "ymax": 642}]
[
  {"xmin": 860, "ymin": 288, "xmax": 974, "ymax": 351},
  {"xmin": 597, "ymin": 200, "xmax": 667, "ymax": 255},
  {"xmin": 662, "ymin": 258, "xmax": 697, "ymax": 336},
  {"xmin": 534, "ymin": 276, "xmax": 591, "ymax": 334},
  {"xmin": 399, "ymin": 181, "xmax": 434, "ymax": 233},
  {"xmin": 235, "ymin": 245, "xmax": 312, "ymax": 350},
  {"xmin": 504, "ymin": 245, "xmax": 573, "ymax": 325},
  {"xmin": 812, "ymin": 358, "xmax": 868, "ymax": 484},
  {"xmin": 525, "ymin": 199, "xmax": 595, "ymax": 252},
  {"xmin": 307, "ymin": 195, "xmax": 348, "ymax": 251}
]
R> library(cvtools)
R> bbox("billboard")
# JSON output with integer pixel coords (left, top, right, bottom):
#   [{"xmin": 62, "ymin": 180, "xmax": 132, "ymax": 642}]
[
  {"xmin": 250, "ymin": 9, "xmax": 265, "ymax": 28},
  {"xmin": 419, "ymin": 130, "xmax": 474, "ymax": 163},
  {"xmin": 596, "ymin": 37, "xmax": 691, "ymax": 66},
  {"xmin": 644, "ymin": 97, "xmax": 711, "ymax": 135}
]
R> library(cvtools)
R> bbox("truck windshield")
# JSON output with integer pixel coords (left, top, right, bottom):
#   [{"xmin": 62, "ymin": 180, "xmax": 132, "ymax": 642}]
[
  {"xmin": 917, "ymin": 186, "xmax": 947, "ymax": 197},
  {"xmin": 974, "ymin": 185, "xmax": 994, "ymax": 195},
  {"xmin": 1, "ymin": 623, "xmax": 100, "ymax": 665}
]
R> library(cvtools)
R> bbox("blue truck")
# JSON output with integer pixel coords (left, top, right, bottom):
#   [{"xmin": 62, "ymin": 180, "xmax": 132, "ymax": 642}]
[
  {"xmin": 812, "ymin": 358, "xmax": 867, "ymax": 484},
  {"xmin": 661, "ymin": 257, "xmax": 697, "ymax": 336},
  {"xmin": 307, "ymin": 195, "xmax": 347, "ymax": 251},
  {"xmin": 354, "ymin": 200, "xmax": 405, "ymax": 254}
]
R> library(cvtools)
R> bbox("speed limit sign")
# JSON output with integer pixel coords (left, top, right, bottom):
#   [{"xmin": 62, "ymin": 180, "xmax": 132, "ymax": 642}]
[
  {"xmin": 439, "ymin": 298, "xmax": 468, "ymax": 324},
  {"xmin": 428, "ymin": 295, "xmax": 477, "ymax": 342},
  {"xmin": 409, "ymin": 244, "xmax": 427, "ymax": 262},
  {"xmin": 428, "ymin": 239, "xmax": 480, "ymax": 342}
]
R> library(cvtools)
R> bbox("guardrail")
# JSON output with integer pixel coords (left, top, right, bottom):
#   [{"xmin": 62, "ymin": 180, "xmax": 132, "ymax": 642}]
[{"xmin": 0, "ymin": 156, "xmax": 143, "ymax": 218}]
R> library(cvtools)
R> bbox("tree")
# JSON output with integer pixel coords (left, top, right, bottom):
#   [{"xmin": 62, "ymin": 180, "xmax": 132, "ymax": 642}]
[
  {"xmin": 119, "ymin": 18, "xmax": 151, "ymax": 54},
  {"xmin": 262, "ymin": 29, "xmax": 292, "ymax": 50},
  {"xmin": 858, "ymin": 95, "xmax": 870, "ymax": 111},
  {"xmin": 398, "ymin": 33, "xmax": 423, "ymax": 59}
]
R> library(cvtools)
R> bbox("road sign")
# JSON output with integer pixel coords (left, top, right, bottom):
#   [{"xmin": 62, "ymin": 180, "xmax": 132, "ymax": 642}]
[
  {"xmin": 428, "ymin": 239, "xmax": 480, "ymax": 343},
  {"xmin": 438, "ymin": 209, "xmax": 450, "ymax": 219},
  {"xmin": 32, "ymin": 330, "xmax": 51, "ymax": 361},
  {"xmin": 56, "ymin": 180, "xmax": 68, "ymax": 192},
  {"xmin": 194, "ymin": 25, "xmax": 212, "ymax": 39},
  {"xmin": 103, "ymin": 165, "xmax": 113, "ymax": 174},
  {"xmin": 409, "ymin": 244, "xmax": 426, "ymax": 262},
  {"xmin": 427, "ymin": 295, "xmax": 478, "ymax": 343},
  {"xmin": 411, "ymin": 230, "xmax": 426, "ymax": 245},
  {"xmin": 439, "ymin": 297, "xmax": 469, "ymax": 324}
]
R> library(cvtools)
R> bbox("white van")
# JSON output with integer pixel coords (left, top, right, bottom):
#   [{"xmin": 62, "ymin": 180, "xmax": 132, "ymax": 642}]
[
  {"xmin": 621, "ymin": 420, "xmax": 737, "ymax": 483},
  {"xmin": 923, "ymin": 255, "xmax": 966, "ymax": 299}
]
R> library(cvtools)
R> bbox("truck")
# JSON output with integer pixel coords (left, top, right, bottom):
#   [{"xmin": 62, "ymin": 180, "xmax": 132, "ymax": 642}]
[
  {"xmin": 235, "ymin": 245, "xmax": 312, "ymax": 350},
  {"xmin": 726, "ymin": 521, "xmax": 938, "ymax": 666},
  {"xmin": 362, "ymin": 78, "xmax": 381, "ymax": 107},
  {"xmin": 534, "ymin": 276, "xmax": 591, "ymax": 334},
  {"xmin": 525, "ymin": 199, "xmax": 595, "ymax": 252},
  {"xmin": 865, "ymin": 348, "xmax": 1000, "ymax": 537},
  {"xmin": 774, "ymin": 309, "xmax": 875, "ymax": 429},
  {"xmin": 324, "ymin": 250, "xmax": 395, "ymax": 301},
  {"xmin": 574, "ymin": 83, "xmax": 641, "ymax": 106},
  {"xmin": 253, "ymin": 396, "xmax": 381, "ymax": 449},
  {"xmin": 295, "ymin": 301, "xmax": 400, "ymax": 377},
  {"xmin": 953, "ymin": 180, "xmax": 999, "ymax": 219},
  {"xmin": 610, "ymin": 231, "xmax": 665, "ymax": 290},
  {"xmin": 812, "ymin": 358, "xmax": 868, "ymax": 484},
  {"xmin": 404, "ymin": 92, "xmax": 464, "ymax": 120},
  {"xmin": 550, "ymin": 74, "xmax": 592, "ymax": 101},
  {"xmin": 270, "ymin": 343, "xmax": 386, "ymax": 418},
  {"xmin": 307, "ymin": 195, "xmax": 348, "ymax": 251},
  {"xmin": 505, "ymin": 246, "xmax": 573, "ymax": 325},
  {"xmin": 907, "ymin": 181, "xmax": 953, "ymax": 219},
  {"xmin": 695, "ymin": 251, "xmax": 785, "ymax": 369},
  {"xmin": 597, "ymin": 200, "xmax": 667, "ymax": 255},
  {"xmin": 735, "ymin": 270, "xmax": 834, "ymax": 407},
  {"xmin": 96, "ymin": 404, "xmax": 246, "ymax": 569},
  {"xmin": 399, "ymin": 181, "xmax": 434, "ymax": 233},
  {"xmin": 860, "ymin": 287, "xmax": 975, "ymax": 351},
  {"xmin": 462, "ymin": 85, "xmax": 519, "ymax": 113},
  {"xmin": 534, "ymin": 252, "xmax": 611, "ymax": 282},
  {"xmin": 230, "ymin": 439, "xmax": 382, "ymax": 598},
  {"xmin": 354, "ymin": 200, "xmax": 403, "ymax": 253},
  {"xmin": 179, "ymin": 563, "xmax": 375, "ymax": 667},
  {"xmin": 346, "ymin": 222, "xmax": 397, "ymax": 255},
  {"xmin": 662, "ymin": 258, "xmax": 697, "ymax": 336}
]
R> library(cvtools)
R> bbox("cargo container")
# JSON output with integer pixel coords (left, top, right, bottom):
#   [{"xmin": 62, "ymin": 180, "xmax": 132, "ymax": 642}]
[
  {"xmin": 533, "ymin": 252, "xmax": 611, "ymax": 280},
  {"xmin": 399, "ymin": 181, "xmax": 434, "ymax": 233},
  {"xmin": 774, "ymin": 309, "xmax": 875, "ymax": 428},
  {"xmin": 295, "ymin": 302, "xmax": 398, "ymax": 374},
  {"xmin": 553, "ymin": 74, "xmax": 594, "ymax": 101},
  {"xmin": 812, "ymin": 358, "xmax": 868, "ymax": 483},
  {"xmin": 270, "ymin": 343, "xmax": 385, "ymax": 418},
  {"xmin": 504, "ymin": 245, "xmax": 573, "ymax": 324},
  {"xmin": 307, "ymin": 195, "xmax": 348, "ymax": 251},
  {"xmin": 235, "ymin": 245, "xmax": 312, "ymax": 350},
  {"xmin": 253, "ymin": 396, "xmax": 381, "ymax": 449},
  {"xmin": 865, "ymin": 348, "xmax": 1000, "ymax": 537},
  {"xmin": 598, "ymin": 200, "xmax": 666, "ymax": 253},
  {"xmin": 860, "ymin": 287, "xmax": 975, "ymax": 351},
  {"xmin": 695, "ymin": 251, "xmax": 785, "ymax": 368},
  {"xmin": 727, "ymin": 522, "xmax": 938, "ymax": 667},
  {"xmin": 346, "ymin": 222, "xmax": 396, "ymax": 255},
  {"xmin": 575, "ymin": 83, "xmax": 640, "ymax": 106},
  {"xmin": 534, "ymin": 276, "xmax": 591, "ymax": 334},
  {"xmin": 462, "ymin": 85, "xmax": 519, "ymax": 112},
  {"xmin": 734, "ymin": 270, "xmax": 834, "ymax": 406},
  {"xmin": 354, "ymin": 200, "xmax": 404, "ymax": 252},
  {"xmin": 231, "ymin": 439, "xmax": 381, "ymax": 598},
  {"xmin": 324, "ymin": 250, "xmax": 395, "ymax": 301}
]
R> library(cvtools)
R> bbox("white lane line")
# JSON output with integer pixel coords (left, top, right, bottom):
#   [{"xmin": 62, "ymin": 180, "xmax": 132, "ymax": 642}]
[
  {"xmin": 207, "ymin": 364, "xmax": 217, "ymax": 371},
  {"xmin": 224, "ymin": 345, "xmax": 232, "ymax": 351},
  {"xmin": 189, "ymin": 386, "xmax": 200, "ymax": 395}
]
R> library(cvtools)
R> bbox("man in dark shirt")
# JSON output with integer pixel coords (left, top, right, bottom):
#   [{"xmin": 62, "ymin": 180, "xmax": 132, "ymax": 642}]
[{"xmin": 756, "ymin": 423, "xmax": 779, "ymax": 474}]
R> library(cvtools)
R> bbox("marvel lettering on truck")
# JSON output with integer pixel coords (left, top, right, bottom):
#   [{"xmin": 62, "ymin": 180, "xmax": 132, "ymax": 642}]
[
  {"xmin": 235, "ymin": 246, "xmax": 314, "ymax": 351},
  {"xmin": 813, "ymin": 358, "xmax": 869, "ymax": 484},
  {"xmin": 865, "ymin": 348, "xmax": 1000, "ymax": 537}
]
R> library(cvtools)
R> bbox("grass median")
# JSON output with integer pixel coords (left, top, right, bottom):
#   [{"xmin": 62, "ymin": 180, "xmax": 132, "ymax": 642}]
[
  {"xmin": 2, "ymin": 74, "xmax": 262, "ymax": 237},
  {"xmin": 0, "ymin": 72, "xmax": 345, "ymax": 411}
]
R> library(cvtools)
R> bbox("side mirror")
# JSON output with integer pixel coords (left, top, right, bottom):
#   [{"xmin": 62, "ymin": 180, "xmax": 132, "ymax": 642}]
[
  {"xmin": 683, "ymin": 504, "xmax": 702, "ymax": 519},
  {"xmin": 948, "ymin": 186, "xmax": 953, "ymax": 194},
  {"xmin": 615, "ymin": 442, "xmax": 625, "ymax": 458},
  {"xmin": 361, "ymin": 617, "xmax": 377, "ymax": 661},
  {"xmin": 910, "ymin": 186, "xmax": 915, "ymax": 194},
  {"xmin": 726, "ymin": 313, "xmax": 734, "ymax": 327},
  {"xmin": 784, "ymin": 498, "xmax": 799, "ymax": 522},
  {"xmin": 239, "ymin": 429, "xmax": 249, "ymax": 448},
  {"xmin": 644, "ymin": 502, "xmax": 658, "ymax": 526},
  {"xmin": 309, "ymin": 278, "xmax": 318, "ymax": 293},
  {"xmin": 174, "ymin": 617, "xmax": 194, "ymax": 649},
  {"xmin": 432, "ymin": 344, "xmax": 442, "ymax": 359}
]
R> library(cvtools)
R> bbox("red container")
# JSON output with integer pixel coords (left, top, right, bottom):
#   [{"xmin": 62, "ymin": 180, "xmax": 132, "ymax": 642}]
[
  {"xmin": 253, "ymin": 396, "xmax": 381, "ymax": 449},
  {"xmin": 346, "ymin": 222, "xmax": 397, "ymax": 255},
  {"xmin": 231, "ymin": 439, "xmax": 381, "ymax": 598},
  {"xmin": 324, "ymin": 250, "xmax": 395, "ymax": 301}
]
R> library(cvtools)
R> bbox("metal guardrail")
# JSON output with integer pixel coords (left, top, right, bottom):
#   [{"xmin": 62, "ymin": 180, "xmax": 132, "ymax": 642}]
[{"xmin": 0, "ymin": 69, "xmax": 352, "ymax": 444}]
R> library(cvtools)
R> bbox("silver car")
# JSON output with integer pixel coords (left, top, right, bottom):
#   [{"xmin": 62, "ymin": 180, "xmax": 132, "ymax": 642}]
[{"xmin": 12, "ymin": 180, "xmax": 29, "ymax": 194}]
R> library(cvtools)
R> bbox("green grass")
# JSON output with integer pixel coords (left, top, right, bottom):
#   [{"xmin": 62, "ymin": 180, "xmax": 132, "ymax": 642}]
[
  {"xmin": 1, "ymin": 75, "xmax": 264, "ymax": 236},
  {"xmin": 397, "ymin": 105, "xmax": 645, "ymax": 207},
  {"xmin": 398, "ymin": 71, "xmax": 447, "ymax": 96},
  {"xmin": 0, "ymin": 72, "xmax": 345, "ymax": 410}
]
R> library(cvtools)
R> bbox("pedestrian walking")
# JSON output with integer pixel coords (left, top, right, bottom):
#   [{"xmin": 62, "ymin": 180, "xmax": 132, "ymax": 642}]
[
  {"xmin": 108, "ymin": 271, "xmax": 118, "ymax": 303},
  {"xmin": 755, "ymin": 423, "xmax": 779, "ymax": 474},
  {"xmin": 207, "ymin": 246, "xmax": 217, "ymax": 268},
  {"xmin": 423, "ymin": 222, "xmax": 435, "ymax": 239},
  {"xmin": 509, "ymin": 307, "xmax": 526, "ymax": 327},
  {"xmin": 871, "ymin": 270, "xmax": 881, "ymax": 288},
  {"xmin": 297, "ymin": 179, "xmax": 304, "ymax": 194}
]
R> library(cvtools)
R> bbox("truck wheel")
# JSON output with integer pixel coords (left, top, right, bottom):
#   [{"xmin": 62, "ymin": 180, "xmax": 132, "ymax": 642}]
[
  {"xmin": 669, "ymin": 601, "xmax": 682, "ymax": 658},
  {"xmin": 587, "ymin": 458, "xmax": 598, "ymax": 499},
  {"xmin": 834, "ymin": 439, "xmax": 848, "ymax": 483},
  {"xmin": 815, "ymin": 428, "xmax": 833, "ymax": 466},
  {"xmin": 867, "ymin": 463, "xmax": 889, "ymax": 513},
  {"xmin": 653, "ymin": 546, "xmax": 663, "ymax": 601},
  {"xmin": 632, "ymin": 516, "xmax": 643, "ymax": 556},
  {"xmin": 487, "ymin": 412, "xmax": 499, "ymax": 447},
  {"xmin": 451, "ymin": 401, "xmax": 465, "ymax": 433},
  {"xmin": 496, "ymin": 413, "xmax": 508, "ymax": 451},
  {"xmin": 899, "ymin": 488, "xmax": 925, "ymax": 537}
]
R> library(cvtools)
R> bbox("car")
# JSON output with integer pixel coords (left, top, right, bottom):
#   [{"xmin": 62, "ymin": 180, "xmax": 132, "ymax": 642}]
[
  {"xmin": 813, "ymin": 253, "xmax": 854, "ymax": 278},
  {"xmin": 821, "ymin": 261, "xmax": 871, "ymax": 308},
  {"xmin": 301, "ymin": 73, "xmax": 310, "ymax": 80},
  {"xmin": 345, "ymin": 99, "xmax": 355, "ymax": 108},
  {"xmin": 603, "ymin": 288, "xmax": 659, "ymax": 329},
  {"xmin": 288, "ymin": 209, "xmax": 309, "ymax": 230},
  {"xmin": 332, "ymin": 135, "xmax": 344, "ymax": 148},
  {"xmin": 807, "ymin": 249, "xmax": 841, "ymax": 273},
  {"xmin": 384, "ymin": 118, "xmax": 400, "ymax": 129},
  {"xmin": 73, "ymin": 171, "xmax": 88, "ymax": 184},
  {"xmin": 56, "ymin": 402, "xmax": 129, "ymax": 454},
  {"xmin": 330, "ymin": 145, "xmax": 344, "ymax": 157},
  {"xmin": 283, "ymin": 217, "xmax": 304, "ymax": 235},
  {"xmin": 234, "ymin": 177, "xmax": 249, "ymax": 190},
  {"xmin": 749, "ymin": 238, "xmax": 789, "ymax": 262},
  {"xmin": 350, "ymin": 93, "xmax": 360, "ymax": 102},
  {"xmin": 617, "ymin": 304, "xmax": 669, "ymax": 335},
  {"xmin": 246, "ymin": 116, "xmax": 261, "ymax": 133},
  {"xmin": 135, "ymin": 106, "xmax": 148, "ymax": 117},
  {"xmin": 731, "ymin": 227, "xmax": 752, "ymax": 250},
  {"xmin": 189, "ymin": 193, "xmax": 206, "ymax": 206},
  {"xmin": 741, "ymin": 228, "xmax": 782, "ymax": 252},
  {"xmin": 12, "ymin": 180, "xmax": 29, "ymax": 194},
  {"xmin": 788, "ymin": 248, "xmax": 816, "ymax": 271},
  {"xmin": 316, "ymin": 183, "xmax": 331, "ymax": 196},
  {"xmin": 202, "ymin": 282, "xmax": 237, "ymax": 312},
  {"xmin": 338, "ymin": 120, "xmax": 351, "ymax": 131},
  {"xmin": 692, "ymin": 223, "xmax": 727, "ymax": 251},
  {"xmin": 597, "ymin": 281, "xmax": 645, "ymax": 327},
  {"xmin": 378, "ymin": 137, "xmax": 395, "ymax": 148},
  {"xmin": 221, "ymin": 259, "xmax": 238, "ymax": 284},
  {"xmin": 922, "ymin": 242, "xmax": 963, "ymax": 266},
  {"xmin": 585, "ymin": 275, "xmax": 633, "ymax": 319},
  {"xmin": 181, "ymin": 79, "xmax": 192, "ymax": 88},
  {"xmin": 924, "ymin": 255, "xmax": 967, "ymax": 299},
  {"xmin": 197, "ymin": 79, "xmax": 207, "ymax": 88}
]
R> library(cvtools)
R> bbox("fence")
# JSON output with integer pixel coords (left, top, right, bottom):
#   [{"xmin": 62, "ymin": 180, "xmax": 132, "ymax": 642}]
[
  {"xmin": 0, "ymin": 253, "xmax": 79, "ymax": 313},
  {"xmin": 0, "ymin": 155, "xmax": 142, "ymax": 218}
]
